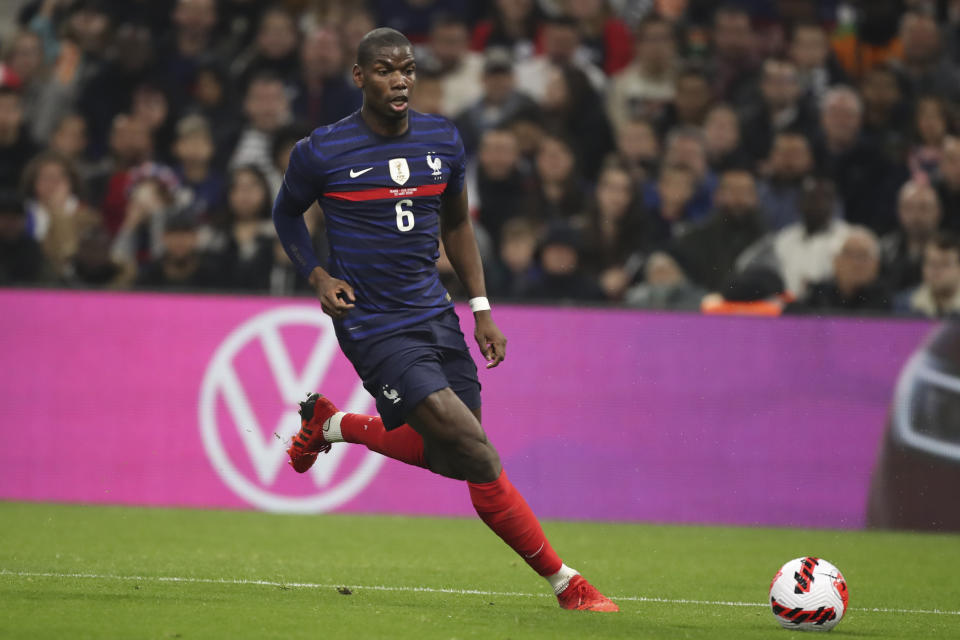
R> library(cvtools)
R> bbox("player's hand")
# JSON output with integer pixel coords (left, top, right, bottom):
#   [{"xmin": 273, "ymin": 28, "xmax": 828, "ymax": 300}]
[
  {"xmin": 309, "ymin": 268, "xmax": 355, "ymax": 319},
  {"xmin": 474, "ymin": 312, "xmax": 506, "ymax": 369}
]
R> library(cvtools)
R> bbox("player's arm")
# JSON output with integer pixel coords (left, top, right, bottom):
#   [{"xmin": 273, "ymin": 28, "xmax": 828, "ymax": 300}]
[
  {"xmin": 272, "ymin": 139, "xmax": 355, "ymax": 319},
  {"xmin": 439, "ymin": 187, "xmax": 506, "ymax": 368}
]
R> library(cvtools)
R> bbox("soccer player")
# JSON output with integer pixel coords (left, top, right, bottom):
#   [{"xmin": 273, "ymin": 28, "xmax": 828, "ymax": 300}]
[{"xmin": 272, "ymin": 28, "xmax": 618, "ymax": 612}]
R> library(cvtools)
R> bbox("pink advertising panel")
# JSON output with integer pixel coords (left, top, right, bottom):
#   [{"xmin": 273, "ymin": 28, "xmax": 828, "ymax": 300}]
[{"xmin": 0, "ymin": 289, "xmax": 934, "ymax": 528}]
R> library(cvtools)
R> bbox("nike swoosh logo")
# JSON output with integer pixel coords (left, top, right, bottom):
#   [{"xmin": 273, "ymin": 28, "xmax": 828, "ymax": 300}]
[
  {"xmin": 524, "ymin": 543, "xmax": 544, "ymax": 559},
  {"xmin": 349, "ymin": 167, "xmax": 373, "ymax": 178}
]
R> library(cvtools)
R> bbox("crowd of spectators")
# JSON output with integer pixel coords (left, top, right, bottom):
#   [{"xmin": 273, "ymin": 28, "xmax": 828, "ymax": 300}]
[{"xmin": 2, "ymin": 0, "xmax": 960, "ymax": 318}]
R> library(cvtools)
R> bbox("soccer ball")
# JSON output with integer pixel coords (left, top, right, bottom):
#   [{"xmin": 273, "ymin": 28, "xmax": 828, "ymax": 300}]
[{"xmin": 769, "ymin": 557, "xmax": 849, "ymax": 631}]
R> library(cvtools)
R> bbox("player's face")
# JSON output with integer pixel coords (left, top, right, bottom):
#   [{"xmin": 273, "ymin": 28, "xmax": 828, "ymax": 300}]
[{"xmin": 355, "ymin": 46, "xmax": 416, "ymax": 121}]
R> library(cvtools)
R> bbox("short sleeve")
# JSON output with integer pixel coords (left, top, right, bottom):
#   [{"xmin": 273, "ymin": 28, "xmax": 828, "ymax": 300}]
[
  {"xmin": 282, "ymin": 136, "xmax": 326, "ymax": 209},
  {"xmin": 446, "ymin": 124, "xmax": 467, "ymax": 195}
]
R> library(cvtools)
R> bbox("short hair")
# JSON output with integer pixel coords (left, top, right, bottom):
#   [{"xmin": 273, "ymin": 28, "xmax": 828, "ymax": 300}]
[
  {"xmin": 820, "ymin": 85, "xmax": 863, "ymax": 114},
  {"xmin": 175, "ymin": 114, "xmax": 211, "ymax": 140},
  {"xmin": 929, "ymin": 231, "xmax": 960, "ymax": 254},
  {"xmin": 356, "ymin": 28, "xmax": 412, "ymax": 67},
  {"xmin": 844, "ymin": 225, "xmax": 881, "ymax": 260}
]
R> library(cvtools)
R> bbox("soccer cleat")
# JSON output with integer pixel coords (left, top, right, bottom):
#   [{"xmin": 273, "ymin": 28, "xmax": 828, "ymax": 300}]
[
  {"xmin": 556, "ymin": 575, "xmax": 620, "ymax": 612},
  {"xmin": 286, "ymin": 393, "xmax": 338, "ymax": 473}
]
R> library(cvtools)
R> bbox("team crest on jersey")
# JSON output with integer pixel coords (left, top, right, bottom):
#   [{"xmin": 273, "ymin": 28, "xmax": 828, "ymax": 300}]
[
  {"xmin": 388, "ymin": 158, "xmax": 410, "ymax": 185},
  {"xmin": 426, "ymin": 153, "xmax": 443, "ymax": 178}
]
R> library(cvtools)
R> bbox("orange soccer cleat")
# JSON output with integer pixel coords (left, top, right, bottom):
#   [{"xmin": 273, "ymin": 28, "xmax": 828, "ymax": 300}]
[
  {"xmin": 556, "ymin": 575, "xmax": 620, "ymax": 612},
  {"xmin": 287, "ymin": 393, "xmax": 338, "ymax": 473}
]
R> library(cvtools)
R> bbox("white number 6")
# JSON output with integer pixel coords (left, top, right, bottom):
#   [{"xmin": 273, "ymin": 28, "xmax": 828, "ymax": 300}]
[{"xmin": 395, "ymin": 199, "xmax": 414, "ymax": 231}]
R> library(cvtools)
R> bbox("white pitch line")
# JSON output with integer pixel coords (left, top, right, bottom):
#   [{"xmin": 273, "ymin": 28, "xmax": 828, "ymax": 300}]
[{"xmin": 2, "ymin": 570, "xmax": 958, "ymax": 617}]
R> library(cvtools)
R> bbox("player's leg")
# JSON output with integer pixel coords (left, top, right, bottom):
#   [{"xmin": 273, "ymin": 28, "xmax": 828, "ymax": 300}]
[{"xmin": 405, "ymin": 389, "xmax": 618, "ymax": 612}]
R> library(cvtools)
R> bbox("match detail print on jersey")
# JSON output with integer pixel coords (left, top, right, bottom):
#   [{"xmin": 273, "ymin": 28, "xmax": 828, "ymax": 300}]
[{"xmin": 326, "ymin": 183, "xmax": 448, "ymax": 202}]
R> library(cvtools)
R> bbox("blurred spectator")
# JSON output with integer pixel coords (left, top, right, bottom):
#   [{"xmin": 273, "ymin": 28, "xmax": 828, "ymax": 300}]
[
  {"xmin": 881, "ymin": 179, "xmax": 942, "ymax": 291},
  {"xmin": 613, "ymin": 117, "xmax": 659, "ymax": 183},
  {"xmin": 472, "ymin": 127, "xmax": 532, "ymax": 252},
  {"xmin": 130, "ymin": 82, "xmax": 176, "ymax": 163},
  {"xmin": 624, "ymin": 250, "xmax": 707, "ymax": 311},
  {"xmin": 895, "ymin": 232, "xmax": 960, "ymax": 317},
  {"xmin": 90, "ymin": 114, "xmax": 154, "ymax": 233},
  {"xmin": 707, "ymin": 4, "xmax": 761, "ymax": 105},
  {"xmin": 831, "ymin": 0, "xmax": 905, "ymax": 80},
  {"xmin": 454, "ymin": 48, "xmax": 537, "ymax": 155},
  {"xmin": 938, "ymin": 136, "xmax": 960, "ymax": 231},
  {"xmin": 63, "ymin": 224, "xmax": 134, "ymax": 288},
  {"xmin": 788, "ymin": 20, "xmax": 848, "ymax": 103},
  {"xmin": 644, "ymin": 126, "xmax": 716, "ymax": 222},
  {"xmin": 565, "ymin": 0, "xmax": 634, "ymax": 75},
  {"xmin": 209, "ymin": 165, "xmax": 275, "ymax": 291},
  {"xmin": 607, "ymin": 13, "xmax": 678, "ymax": 131},
  {"xmin": 582, "ymin": 159, "xmax": 650, "ymax": 300},
  {"xmin": 172, "ymin": 114, "xmax": 223, "ymax": 223},
  {"xmin": 702, "ymin": 103, "xmax": 749, "ymax": 172},
  {"xmin": 183, "ymin": 61, "xmax": 242, "ymax": 169},
  {"xmin": 111, "ymin": 172, "xmax": 178, "ymax": 266},
  {"xmin": 894, "ymin": 11, "xmax": 960, "ymax": 103},
  {"xmin": 655, "ymin": 65, "xmax": 713, "ymax": 138},
  {"xmin": 20, "ymin": 150, "xmax": 101, "ymax": 278},
  {"xmin": 539, "ymin": 64, "xmax": 615, "ymax": 180},
  {"xmin": 156, "ymin": 0, "xmax": 219, "ymax": 110},
  {"xmin": 470, "ymin": 0, "xmax": 541, "ymax": 59},
  {"xmin": 135, "ymin": 210, "xmax": 222, "ymax": 290},
  {"xmin": 293, "ymin": 27, "xmax": 361, "ymax": 128},
  {"xmin": 859, "ymin": 64, "xmax": 909, "ymax": 163},
  {"xmin": 229, "ymin": 72, "xmax": 292, "ymax": 192},
  {"xmin": 48, "ymin": 112, "xmax": 89, "ymax": 165},
  {"xmin": 373, "ymin": 0, "xmax": 476, "ymax": 43},
  {"xmin": 739, "ymin": 176, "xmax": 851, "ymax": 298},
  {"xmin": 233, "ymin": 5, "xmax": 301, "ymax": 92},
  {"xmin": 757, "ymin": 131, "xmax": 817, "ymax": 230},
  {"xmin": 515, "ymin": 16, "xmax": 607, "ymax": 101},
  {"xmin": 423, "ymin": 14, "xmax": 484, "ymax": 117},
  {"xmin": 504, "ymin": 107, "xmax": 548, "ymax": 165},
  {"xmin": 517, "ymin": 223, "xmax": 605, "ymax": 301},
  {"xmin": 488, "ymin": 217, "xmax": 540, "ymax": 299},
  {"xmin": 645, "ymin": 163, "xmax": 697, "ymax": 241},
  {"xmin": 0, "ymin": 85, "xmax": 39, "ymax": 190},
  {"xmin": 78, "ymin": 23, "xmax": 156, "ymax": 159},
  {"xmin": 791, "ymin": 226, "xmax": 891, "ymax": 313},
  {"xmin": 908, "ymin": 95, "xmax": 955, "ymax": 178},
  {"xmin": 340, "ymin": 9, "xmax": 377, "ymax": 64},
  {"xmin": 0, "ymin": 189, "xmax": 46, "ymax": 284},
  {"xmin": 670, "ymin": 168, "xmax": 766, "ymax": 291},
  {"xmin": 815, "ymin": 85, "xmax": 905, "ymax": 234},
  {"xmin": 739, "ymin": 57, "xmax": 818, "ymax": 163},
  {"xmin": 409, "ymin": 67, "xmax": 445, "ymax": 115},
  {"xmin": 526, "ymin": 133, "xmax": 587, "ymax": 222},
  {"xmin": 3, "ymin": 30, "xmax": 47, "ymax": 130}
]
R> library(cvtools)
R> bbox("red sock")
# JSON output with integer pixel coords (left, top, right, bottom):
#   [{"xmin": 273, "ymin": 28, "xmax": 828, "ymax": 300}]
[
  {"xmin": 468, "ymin": 470, "xmax": 563, "ymax": 577},
  {"xmin": 339, "ymin": 414, "xmax": 427, "ymax": 468}
]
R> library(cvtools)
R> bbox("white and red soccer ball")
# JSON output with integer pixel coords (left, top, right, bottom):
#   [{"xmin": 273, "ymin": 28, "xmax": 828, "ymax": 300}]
[{"xmin": 769, "ymin": 557, "xmax": 849, "ymax": 631}]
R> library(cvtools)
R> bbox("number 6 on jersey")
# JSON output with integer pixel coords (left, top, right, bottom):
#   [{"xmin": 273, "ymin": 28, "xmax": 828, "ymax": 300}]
[{"xmin": 395, "ymin": 199, "xmax": 414, "ymax": 231}]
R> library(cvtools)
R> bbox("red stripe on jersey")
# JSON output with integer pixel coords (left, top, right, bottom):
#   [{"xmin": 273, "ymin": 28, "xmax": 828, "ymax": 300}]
[{"xmin": 326, "ymin": 183, "xmax": 448, "ymax": 201}]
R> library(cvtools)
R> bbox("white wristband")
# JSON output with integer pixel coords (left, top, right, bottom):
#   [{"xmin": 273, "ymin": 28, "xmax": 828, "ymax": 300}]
[{"xmin": 468, "ymin": 296, "xmax": 491, "ymax": 313}]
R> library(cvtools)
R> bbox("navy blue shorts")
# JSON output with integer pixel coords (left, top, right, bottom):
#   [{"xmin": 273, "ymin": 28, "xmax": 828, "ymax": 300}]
[{"xmin": 339, "ymin": 309, "xmax": 482, "ymax": 430}]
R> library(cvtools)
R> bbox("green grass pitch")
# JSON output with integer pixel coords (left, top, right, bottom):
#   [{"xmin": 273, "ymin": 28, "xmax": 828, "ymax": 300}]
[{"xmin": 1, "ymin": 502, "xmax": 958, "ymax": 639}]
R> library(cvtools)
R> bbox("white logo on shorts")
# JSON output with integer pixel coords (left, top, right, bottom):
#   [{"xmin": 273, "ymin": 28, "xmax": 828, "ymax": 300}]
[
  {"xmin": 382, "ymin": 386, "xmax": 402, "ymax": 404},
  {"xmin": 199, "ymin": 306, "xmax": 383, "ymax": 513}
]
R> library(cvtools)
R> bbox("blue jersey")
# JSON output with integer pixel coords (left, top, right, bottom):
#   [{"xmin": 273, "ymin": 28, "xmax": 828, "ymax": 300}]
[{"xmin": 279, "ymin": 110, "xmax": 466, "ymax": 341}]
